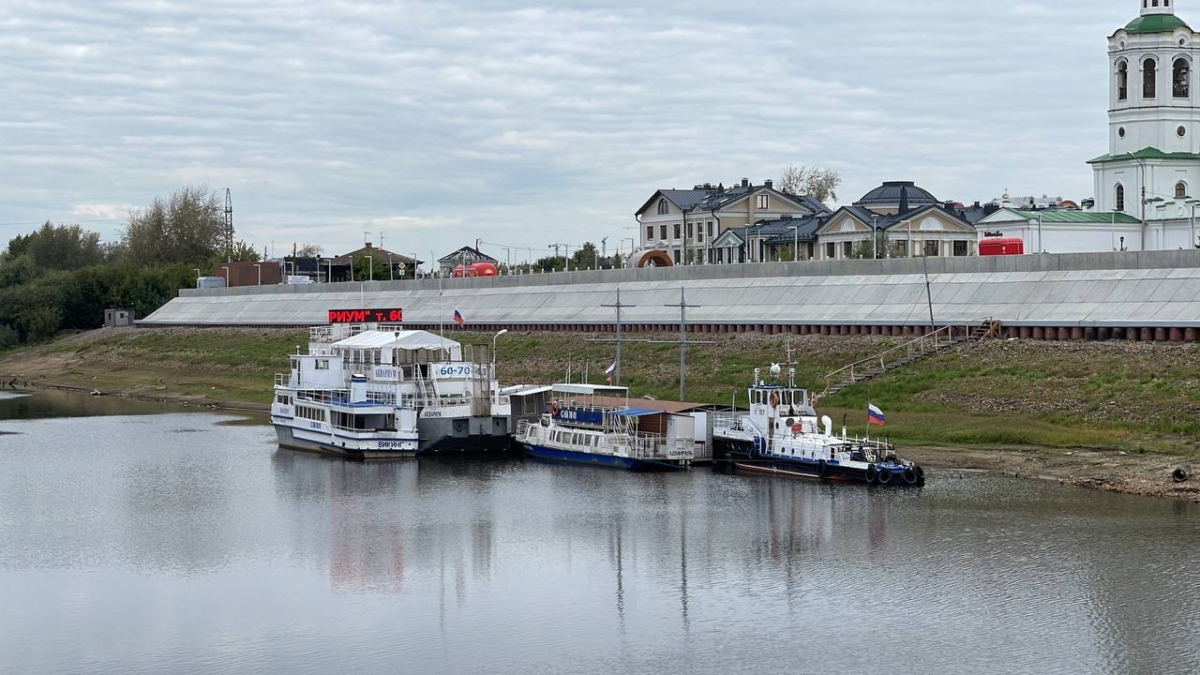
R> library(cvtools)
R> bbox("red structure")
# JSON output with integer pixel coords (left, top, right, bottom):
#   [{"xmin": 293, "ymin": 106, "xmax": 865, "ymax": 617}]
[
  {"xmin": 979, "ymin": 238, "xmax": 1025, "ymax": 256},
  {"xmin": 453, "ymin": 262, "xmax": 499, "ymax": 278}
]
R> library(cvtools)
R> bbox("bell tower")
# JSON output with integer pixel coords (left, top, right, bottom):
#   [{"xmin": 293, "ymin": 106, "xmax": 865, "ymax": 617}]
[
  {"xmin": 1091, "ymin": 0, "xmax": 1200, "ymax": 218},
  {"xmin": 1141, "ymin": 0, "xmax": 1176, "ymax": 16}
]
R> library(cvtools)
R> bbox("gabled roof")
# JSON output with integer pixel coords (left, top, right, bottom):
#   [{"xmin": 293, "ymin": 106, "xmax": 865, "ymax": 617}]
[
  {"xmin": 331, "ymin": 246, "xmax": 420, "ymax": 266},
  {"xmin": 438, "ymin": 246, "xmax": 497, "ymax": 264},
  {"xmin": 982, "ymin": 209, "xmax": 1141, "ymax": 224},
  {"xmin": 820, "ymin": 204, "xmax": 976, "ymax": 234},
  {"xmin": 728, "ymin": 215, "xmax": 828, "ymax": 244},
  {"xmin": 635, "ymin": 184, "xmax": 831, "ymax": 216}
]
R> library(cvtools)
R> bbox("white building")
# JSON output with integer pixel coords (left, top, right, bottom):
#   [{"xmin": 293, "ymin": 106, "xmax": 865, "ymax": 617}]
[{"xmin": 981, "ymin": 1, "xmax": 1200, "ymax": 252}]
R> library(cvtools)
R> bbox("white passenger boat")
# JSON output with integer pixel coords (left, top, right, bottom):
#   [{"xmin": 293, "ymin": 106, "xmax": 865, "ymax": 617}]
[
  {"xmin": 712, "ymin": 366, "xmax": 925, "ymax": 486},
  {"xmin": 271, "ymin": 324, "xmax": 512, "ymax": 459},
  {"xmin": 515, "ymin": 384, "xmax": 695, "ymax": 471}
]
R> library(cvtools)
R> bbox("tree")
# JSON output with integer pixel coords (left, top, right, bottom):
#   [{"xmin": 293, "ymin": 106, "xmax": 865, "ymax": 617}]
[
  {"xmin": 227, "ymin": 240, "xmax": 261, "ymax": 263},
  {"xmin": 7, "ymin": 222, "xmax": 105, "ymax": 272},
  {"xmin": 778, "ymin": 165, "xmax": 843, "ymax": 204},
  {"xmin": 850, "ymin": 231, "xmax": 903, "ymax": 260},
  {"xmin": 121, "ymin": 185, "xmax": 226, "ymax": 265},
  {"xmin": 534, "ymin": 255, "xmax": 566, "ymax": 272},
  {"xmin": 570, "ymin": 242, "xmax": 600, "ymax": 270},
  {"xmin": 296, "ymin": 244, "xmax": 323, "ymax": 258},
  {"xmin": 352, "ymin": 254, "xmax": 391, "ymax": 281}
]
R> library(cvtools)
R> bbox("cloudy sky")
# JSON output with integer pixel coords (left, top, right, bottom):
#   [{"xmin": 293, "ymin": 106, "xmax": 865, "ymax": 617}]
[{"xmin": 0, "ymin": 0, "xmax": 1147, "ymax": 266}]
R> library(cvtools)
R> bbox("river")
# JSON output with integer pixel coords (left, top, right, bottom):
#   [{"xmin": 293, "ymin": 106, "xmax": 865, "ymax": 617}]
[{"xmin": 1, "ymin": 391, "xmax": 1198, "ymax": 675}]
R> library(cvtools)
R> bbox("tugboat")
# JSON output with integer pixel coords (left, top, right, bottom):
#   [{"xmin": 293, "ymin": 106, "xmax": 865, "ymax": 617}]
[
  {"xmin": 271, "ymin": 323, "xmax": 511, "ymax": 459},
  {"xmin": 713, "ymin": 365, "xmax": 925, "ymax": 486},
  {"xmin": 515, "ymin": 384, "xmax": 695, "ymax": 471}
]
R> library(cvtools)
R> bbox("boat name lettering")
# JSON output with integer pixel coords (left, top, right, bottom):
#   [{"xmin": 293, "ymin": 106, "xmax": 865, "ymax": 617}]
[
  {"xmin": 425, "ymin": 411, "xmax": 442, "ymax": 418},
  {"xmin": 667, "ymin": 450, "xmax": 694, "ymax": 460},
  {"xmin": 558, "ymin": 409, "xmax": 604, "ymax": 425},
  {"xmin": 309, "ymin": 422, "xmax": 322, "ymax": 430},
  {"xmin": 373, "ymin": 366, "xmax": 400, "ymax": 380},
  {"xmin": 378, "ymin": 441, "xmax": 408, "ymax": 450}
]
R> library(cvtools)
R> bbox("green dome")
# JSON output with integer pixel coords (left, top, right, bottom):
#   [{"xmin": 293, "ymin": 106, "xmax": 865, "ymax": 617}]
[{"xmin": 1125, "ymin": 14, "xmax": 1191, "ymax": 34}]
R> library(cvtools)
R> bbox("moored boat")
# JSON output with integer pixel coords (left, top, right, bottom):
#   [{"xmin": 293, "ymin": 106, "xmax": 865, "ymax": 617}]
[
  {"xmin": 516, "ymin": 384, "xmax": 695, "ymax": 471},
  {"xmin": 271, "ymin": 323, "xmax": 511, "ymax": 459},
  {"xmin": 713, "ymin": 365, "xmax": 925, "ymax": 487}
]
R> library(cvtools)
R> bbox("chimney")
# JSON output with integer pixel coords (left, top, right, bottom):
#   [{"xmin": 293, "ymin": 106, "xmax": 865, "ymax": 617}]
[
  {"xmin": 765, "ymin": 179, "xmax": 774, "ymax": 190},
  {"xmin": 741, "ymin": 178, "xmax": 749, "ymax": 188}
]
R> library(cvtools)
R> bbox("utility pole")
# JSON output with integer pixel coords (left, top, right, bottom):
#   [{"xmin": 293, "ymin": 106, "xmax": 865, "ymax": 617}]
[
  {"xmin": 601, "ymin": 289, "xmax": 636, "ymax": 387},
  {"xmin": 665, "ymin": 287, "xmax": 701, "ymax": 401},
  {"xmin": 922, "ymin": 254, "xmax": 936, "ymax": 335}
]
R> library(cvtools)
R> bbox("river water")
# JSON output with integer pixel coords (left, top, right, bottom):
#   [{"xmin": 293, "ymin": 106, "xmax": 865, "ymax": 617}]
[{"xmin": 1, "ymin": 391, "xmax": 1198, "ymax": 675}]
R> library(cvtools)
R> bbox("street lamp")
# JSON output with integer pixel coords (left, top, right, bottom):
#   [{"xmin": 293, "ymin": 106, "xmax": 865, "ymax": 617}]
[
  {"xmin": 1034, "ymin": 216, "xmax": 1042, "ymax": 254},
  {"xmin": 365, "ymin": 255, "xmax": 374, "ymax": 282},
  {"xmin": 788, "ymin": 225, "xmax": 799, "ymax": 262},
  {"xmin": 1187, "ymin": 199, "xmax": 1200, "ymax": 249},
  {"xmin": 254, "ymin": 263, "xmax": 262, "ymax": 285},
  {"xmin": 221, "ymin": 266, "xmax": 231, "ymax": 287},
  {"xmin": 492, "ymin": 329, "xmax": 508, "ymax": 364}
]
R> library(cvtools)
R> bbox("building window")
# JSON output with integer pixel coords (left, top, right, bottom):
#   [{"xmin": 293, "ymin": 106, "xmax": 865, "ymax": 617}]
[
  {"xmin": 953, "ymin": 240, "xmax": 969, "ymax": 257},
  {"xmin": 657, "ymin": 199, "xmax": 669, "ymax": 215},
  {"xmin": 1177, "ymin": 182, "xmax": 1189, "ymax": 199},
  {"xmin": 843, "ymin": 241, "xmax": 853, "ymax": 258},
  {"xmin": 1118, "ymin": 61, "xmax": 1128, "ymax": 101},
  {"xmin": 660, "ymin": 225, "xmax": 667, "ymax": 240},
  {"xmin": 1116, "ymin": 184, "xmax": 1125, "ymax": 212},
  {"xmin": 646, "ymin": 226, "xmax": 654, "ymax": 242},
  {"xmin": 1176, "ymin": 58, "xmax": 1191, "ymax": 98},
  {"xmin": 896, "ymin": 241, "xmax": 908, "ymax": 257},
  {"xmin": 1144, "ymin": 58, "xmax": 1157, "ymax": 99},
  {"xmin": 698, "ymin": 230, "xmax": 704, "ymax": 243},
  {"xmin": 924, "ymin": 240, "xmax": 939, "ymax": 257},
  {"xmin": 825, "ymin": 242, "xmax": 836, "ymax": 259},
  {"xmin": 687, "ymin": 222, "xmax": 693, "ymax": 239},
  {"xmin": 707, "ymin": 221, "xmax": 714, "ymax": 236},
  {"xmin": 673, "ymin": 250, "xmax": 680, "ymax": 264},
  {"xmin": 757, "ymin": 195, "xmax": 769, "ymax": 210},
  {"xmin": 673, "ymin": 223, "xmax": 681, "ymax": 240}
]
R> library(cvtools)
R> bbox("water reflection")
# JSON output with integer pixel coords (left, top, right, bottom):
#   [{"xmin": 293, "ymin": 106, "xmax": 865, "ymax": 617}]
[{"xmin": 1, "ymin": 393, "xmax": 1199, "ymax": 675}]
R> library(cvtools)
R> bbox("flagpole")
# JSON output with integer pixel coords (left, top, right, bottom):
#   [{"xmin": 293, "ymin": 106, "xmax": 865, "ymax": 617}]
[{"xmin": 434, "ymin": 249, "xmax": 444, "ymax": 341}]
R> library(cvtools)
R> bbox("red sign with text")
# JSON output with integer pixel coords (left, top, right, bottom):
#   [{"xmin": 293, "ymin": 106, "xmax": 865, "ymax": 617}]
[{"xmin": 328, "ymin": 308, "xmax": 403, "ymax": 324}]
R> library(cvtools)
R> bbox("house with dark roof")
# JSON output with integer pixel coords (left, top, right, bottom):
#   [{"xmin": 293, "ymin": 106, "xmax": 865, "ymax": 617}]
[
  {"xmin": 632, "ymin": 178, "xmax": 831, "ymax": 266},
  {"xmin": 710, "ymin": 214, "xmax": 829, "ymax": 263},
  {"xmin": 814, "ymin": 181, "xmax": 978, "ymax": 259},
  {"xmin": 438, "ymin": 246, "xmax": 497, "ymax": 275}
]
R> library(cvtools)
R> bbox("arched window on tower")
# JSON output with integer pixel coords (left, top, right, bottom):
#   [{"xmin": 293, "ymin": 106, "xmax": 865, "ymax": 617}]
[
  {"xmin": 1175, "ymin": 58, "xmax": 1190, "ymax": 98},
  {"xmin": 1116, "ymin": 185, "xmax": 1126, "ymax": 212},
  {"xmin": 1118, "ymin": 61, "xmax": 1129, "ymax": 101},
  {"xmin": 1145, "ymin": 58, "xmax": 1158, "ymax": 99},
  {"xmin": 657, "ymin": 199, "xmax": 669, "ymax": 215},
  {"xmin": 1177, "ymin": 182, "xmax": 1189, "ymax": 199}
]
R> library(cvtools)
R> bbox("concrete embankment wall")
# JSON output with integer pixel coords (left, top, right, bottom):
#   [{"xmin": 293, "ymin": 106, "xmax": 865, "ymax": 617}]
[{"xmin": 143, "ymin": 250, "xmax": 1200, "ymax": 341}]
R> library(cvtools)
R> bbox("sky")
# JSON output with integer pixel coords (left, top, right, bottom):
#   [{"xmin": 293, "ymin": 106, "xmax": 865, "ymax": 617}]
[{"xmin": 0, "ymin": 0, "xmax": 1148, "ymax": 267}]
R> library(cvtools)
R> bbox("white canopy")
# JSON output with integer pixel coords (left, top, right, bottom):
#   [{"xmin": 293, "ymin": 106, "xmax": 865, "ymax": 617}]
[{"xmin": 333, "ymin": 329, "xmax": 462, "ymax": 359}]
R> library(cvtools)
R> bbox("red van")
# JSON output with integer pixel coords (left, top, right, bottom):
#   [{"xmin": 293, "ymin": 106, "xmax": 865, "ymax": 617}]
[{"xmin": 979, "ymin": 238, "xmax": 1025, "ymax": 256}]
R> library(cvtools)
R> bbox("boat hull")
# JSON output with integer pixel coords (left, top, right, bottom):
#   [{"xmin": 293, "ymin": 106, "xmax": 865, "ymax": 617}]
[
  {"xmin": 418, "ymin": 416, "xmax": 512, "ymax": 454},
  {"xmin": 274, "ymin": 425, "xmax": 420, "ymax": 461},
  {"xmin": 522, "ymin": 443, "xmax": 688, "ymax": 472},
  {"xmin": 717, "ymin": 439, "xmax": 924, "ymax": 486}
]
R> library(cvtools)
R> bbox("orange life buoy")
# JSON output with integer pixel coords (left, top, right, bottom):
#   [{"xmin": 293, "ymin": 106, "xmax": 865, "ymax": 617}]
[
  {"xmin": 769, "ymin": 392, "xmax": 780, "ymax": 408},
  {"xmin": 550, "ymin": 401, "xmax": 561, "ymax": 417}
]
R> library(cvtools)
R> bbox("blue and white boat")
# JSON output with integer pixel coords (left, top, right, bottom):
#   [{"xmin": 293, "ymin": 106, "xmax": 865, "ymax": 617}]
[
  {"xmin": 516, "ymin": 384, "xmax": 696, "ymax": 471},
  {"xmin": 713, "ymin": 366, "xmax": 925, "ymax": 487}
]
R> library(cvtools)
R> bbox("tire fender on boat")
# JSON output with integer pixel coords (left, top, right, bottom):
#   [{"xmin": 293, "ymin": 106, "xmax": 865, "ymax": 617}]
[
  {"xmin": 818, "ymin": 460, "xmax": 828, "ymax": 479},
  {"xmin": 903, "ymin": 468, "xmax": 918, "ymax": 485},
  {"xmin": 866, "ymin": 465, "xmax": 878, "ymax": 485},
  {"xmin": 914, "ymin": 466, "xmax": 926, "ymax": 486},
  {"xmin": 877, "ymin": 467, "xmax": 893, "ymax": 485}
]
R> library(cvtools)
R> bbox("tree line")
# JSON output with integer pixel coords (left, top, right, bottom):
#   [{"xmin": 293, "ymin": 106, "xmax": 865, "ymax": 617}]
[{"xmin": 0, "ymin": 185, "xmax": 253, "ymax": 350}]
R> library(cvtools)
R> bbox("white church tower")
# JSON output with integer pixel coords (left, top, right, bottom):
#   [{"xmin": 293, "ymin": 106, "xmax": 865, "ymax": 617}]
[{"xmin": 1092, "ymin": 0, "xmax": 1200, "ymax": 241}]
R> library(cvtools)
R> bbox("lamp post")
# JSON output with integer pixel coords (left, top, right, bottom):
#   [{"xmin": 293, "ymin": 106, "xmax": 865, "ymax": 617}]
[
  {"xmin": 366, "ymin": 255, "xmax": 374, "ymax": 282},
  {"xmin": 492, "ymin": 329, "xmax": 508, "ymax": 364},
  {"xmin": 871, "ymin": 215, "xmax": 878, "ymax": 259},
  {"xmin": 192, "ymin": 268, "xmax": 201, "ymax": 281},
  {"xmin": 1034, "ymin": 216, "xmax": 1042, "ymax": 254},
  {"xmin": 222, "ymin": 266, "xmax": 231, "ymax": 286},
  {"xmin": 788, "ymin": 225, "xmax": 799, "ymax": 262},
  {"xmin": 1187, "ymin": 200, "xmax": 1200, "ymax": 249},
  {"xmin": 254, "ymin": 263, "xmax": 262, "ymax": 285}
]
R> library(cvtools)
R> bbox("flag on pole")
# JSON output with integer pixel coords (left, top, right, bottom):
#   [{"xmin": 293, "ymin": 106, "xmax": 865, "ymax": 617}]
[
  {"xmin": 453, "ymin": 309, "xmax": 465, "ymax": 327},
  {"xmin": 605, "ymin": 362, "xmax": 616, "ymax": 383},
  {"xmin": 868, "ymin": 403, "xmax": 886, "ymax": 427}
]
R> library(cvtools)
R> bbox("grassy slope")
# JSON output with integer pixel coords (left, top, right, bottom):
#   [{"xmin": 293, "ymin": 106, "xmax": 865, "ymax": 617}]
[{"xmin": 5, "ymin": 328, "xmax": 1200, "ymax": 459}]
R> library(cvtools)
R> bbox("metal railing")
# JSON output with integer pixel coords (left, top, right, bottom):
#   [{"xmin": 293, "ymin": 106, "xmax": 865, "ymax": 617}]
[{"xmin": 820, "ymin": 323, "xmax": 981, "ymax": 397}]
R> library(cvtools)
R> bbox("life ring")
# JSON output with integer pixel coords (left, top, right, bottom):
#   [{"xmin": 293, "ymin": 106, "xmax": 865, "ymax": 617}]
[
  {"xmin": 914, "ymin": 466, "xmax": 926, "ymax": 486},
  {"xmin": 903, "ymin": 468, "xmax": 918, "ymax": 485},
  {"xmin": 877, "ymin": 467, "xmax": 893, "ymax": 485},
  {"xmin": 792, "ymin": 424, "xmax": 803, "ymax": 435},
  {"xmin": 866, "ymin": 465, "xmax": 878, "ymax": 485},
  {"xmin": 1173, "ymin": 467, "xmax": 1189, "ymax": 483},
  {"xmin": 818, "ymin": 460, "xmax": 828, "ymax": 479},
  {"xmin": 769, "ymin": 392, "xmax": 780, "ymax": 408},
  {"xmin": 550, "ymin": 401, "xmax": 561, "ymax": 418}
]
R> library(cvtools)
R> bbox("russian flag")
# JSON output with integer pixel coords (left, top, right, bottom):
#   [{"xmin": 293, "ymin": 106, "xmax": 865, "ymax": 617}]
[
  {"xmin": 605, "ymin": 362, "xmax": 616, "ymax": 383},
  {"xmin": 453, "ymin": 309, "xmax": 465, "ymax": 327},
  {"xmin": 868, "ymin": 403, "xmax": 886, "ymax": 427}
]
